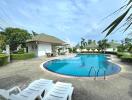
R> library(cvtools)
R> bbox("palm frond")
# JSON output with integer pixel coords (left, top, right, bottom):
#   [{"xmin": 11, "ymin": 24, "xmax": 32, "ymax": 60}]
[
  {"xmin": 101, "ymin": 5, "xmax": 127, "ymax": 22},
  {"xmin": 124, "ymin": 22, "xmax": 132, "ymax": 32},
  {"xmin": 101, "ymin": 0, "xmax": 131, "ymax": 22},
  {"xmin": 102, "ymin": 0, "xmax": 132, "ymax": 37},
  {"xmin": 127, "ymin": 0, "xmax": 132, "ymax": 6},
  {"xmin": 103, "ymin": 6, "xmax": 131, "ymax": 37}
]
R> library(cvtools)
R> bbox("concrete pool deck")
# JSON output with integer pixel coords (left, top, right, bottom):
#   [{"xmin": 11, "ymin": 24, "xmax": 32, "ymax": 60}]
[{"xmin": 0, "ymin": 54, "xmax": 132, "ymax": 100}]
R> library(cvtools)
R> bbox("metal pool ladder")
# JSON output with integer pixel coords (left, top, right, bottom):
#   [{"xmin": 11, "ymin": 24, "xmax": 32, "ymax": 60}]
[
  {"xmin": 97, "ymin": 68, "xmax": 106, "ymax": 80},
  {"xmin": 89, "ymin": 66, "xmax": 97, "ymax": 80}
]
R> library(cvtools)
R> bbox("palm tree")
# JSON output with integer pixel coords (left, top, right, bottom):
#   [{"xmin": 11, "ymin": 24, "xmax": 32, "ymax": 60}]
[
  {"xmin": 98, "ymin": 39, "xmax": 110, "ymax": 53},
  {"xmin": 80, "ymin": 38, "xmax": 87, "ymax": 49},
  {"xmin": 81, "ymin": 38, "xmax": 85, "ymax": 47},
  {"xmin": 103, "ymin": 0, "xmax": 132, "ymax": 37}
]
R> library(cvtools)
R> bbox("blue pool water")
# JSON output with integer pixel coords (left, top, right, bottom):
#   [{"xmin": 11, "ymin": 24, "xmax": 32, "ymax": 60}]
[{"xmin": 43, "ymin": 54, "xmax": 121, "ymax": 77}]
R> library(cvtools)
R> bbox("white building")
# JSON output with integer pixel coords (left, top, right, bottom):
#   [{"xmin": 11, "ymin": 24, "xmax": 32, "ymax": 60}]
[
  {"xmin": 27, "ymin": 34, "xmax": 65, "ymax": 56},
  {"xmin": 105, "ymin": 41, "xmax": 120, "ymax": 52}
]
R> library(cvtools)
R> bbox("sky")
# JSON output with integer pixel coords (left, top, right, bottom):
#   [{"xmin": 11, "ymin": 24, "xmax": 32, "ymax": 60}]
[{"xmin": 0, "ymin": 0, "xmax": 130, "ymax": 46}]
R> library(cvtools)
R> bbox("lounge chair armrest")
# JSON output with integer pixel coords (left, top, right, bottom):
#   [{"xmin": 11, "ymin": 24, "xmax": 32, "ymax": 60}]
[{"xmin": 8, "ymin": 86, "xmax": 21, "ymax": 94}]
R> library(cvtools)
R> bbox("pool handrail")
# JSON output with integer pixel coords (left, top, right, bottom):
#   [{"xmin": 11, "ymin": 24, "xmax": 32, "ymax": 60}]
[
  {"xmin": 88, "ymin": 66, "xmax": 96, "ymax": 80},
  {"xmin": 97, "ymin": 68, "xmax": 106, "ymax": 80}
]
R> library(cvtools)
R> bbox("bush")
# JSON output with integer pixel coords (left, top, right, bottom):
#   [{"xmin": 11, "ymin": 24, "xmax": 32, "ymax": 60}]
[
  {"xmin": 17, "ymin": 48, "xmax": 24, "ymax": 54},
  {"xmin": 117, "ymin": 52, "xmax": 124, "ymax": 57},
  {"xmin": 121, "ymin": 54, "xmax": 132, "ymax": 62},
  {"xmin": 73, "ymin": 47, "xmax": 77, "ymax": 53},
  {"xmin": 68, "ymin": 48, "xmax": 73, "ymax": 53},
  {"xmin": 117, "ymin": 46, "xmax": 126, "ymax": 52},
  {"xmin": 0, "ymin": 49, "xmax": 2, "ymax": 53},
  {"xmin": 116, "ymin": 52, "xmax": 130, "ymax": 58},
  {"xmin": 105, "ymin": 51, "xmax": 117, "ymax": 55},
  {"xmin": 0, "ymin": 54, "xmax": 8, "ymax": 66},
  {"xmin": 11, "ymin": 53, "xmax": 36, "ymax": 60}
]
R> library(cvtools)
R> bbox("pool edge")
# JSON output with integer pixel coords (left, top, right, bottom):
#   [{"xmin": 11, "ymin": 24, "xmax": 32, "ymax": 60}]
[{"xmin": 40, "ymin": 54, "xmax": 124, "ymax": 80}]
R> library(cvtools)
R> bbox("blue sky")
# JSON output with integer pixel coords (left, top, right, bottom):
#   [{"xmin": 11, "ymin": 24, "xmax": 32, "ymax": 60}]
[{"xmin": 0, "ymin": 0, "xmax": 130, "ymax": 45}]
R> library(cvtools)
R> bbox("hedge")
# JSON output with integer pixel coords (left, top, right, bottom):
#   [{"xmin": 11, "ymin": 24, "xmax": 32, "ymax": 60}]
[
  {"xmin": 120, "ymin": 55, "xmax": 132, "ymax": 62},
  {"xmin": 11, "ymin": 53, "xmax": 36, "ymax": 60},
  {"xmin": 0, "ymin": 54, "xmax": 8, "ymax": 66},
  {"xmin": 104, "ymin": 51, "xmax": 117, "ymax": 55},
  {"xmin": 116, "ymin": 52, "xmax": 130, "ymax": 58}
]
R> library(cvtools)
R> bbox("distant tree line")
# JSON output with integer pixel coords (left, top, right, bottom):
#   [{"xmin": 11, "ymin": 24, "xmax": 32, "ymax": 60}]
[
  {"xmin": 79, "ymin": 38, "xmax": 110, "ymax": 51},
  {"xmin": 75, "ymin": 37, "xmax": 132, "ymax": 53}
]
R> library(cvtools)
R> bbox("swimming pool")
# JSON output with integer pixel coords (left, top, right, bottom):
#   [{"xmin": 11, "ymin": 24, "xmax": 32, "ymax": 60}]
[{"xmin": 43, "ymin": 54, "xmax": 121, "ymax": 77}]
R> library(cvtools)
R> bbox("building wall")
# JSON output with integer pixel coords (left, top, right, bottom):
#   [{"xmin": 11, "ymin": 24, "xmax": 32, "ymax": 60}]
[
  {"xmin": 27, "ymin": 42, "xmax": 38, "ymax": 56},
  {"xmin": 105, "ymin": 48, "xmax": 117, "ymax": 52},
  {"xmin": 38, "ymin": 42, "xmax": 52, "ymax": 56},
  {"xmin": 27, "ymin": 42, "xmax": 52, "ymax": 57}
]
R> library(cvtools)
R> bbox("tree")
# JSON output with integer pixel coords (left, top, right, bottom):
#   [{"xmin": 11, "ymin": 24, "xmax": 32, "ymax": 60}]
[
  {"xmin": 117, "ymin": 37, "xmax": 132, "ymax": 52},
  {"xmin": 80, "ymin": 38, "xmax": 87, "ymax": 49},
  {"xmin": 98, "ymin": 39, "xmax": 110, "ymax": 52},
  {"xmin": 81, "ymin": 38, "xmax": 85, "ymax": 47},
  {"xmin": 0, "ymin": 33, "xmax": 6, "ymax": 50},
  {"xmin": 32, "ymin": 31, "xmax": 38, "ymax": 36},
  {"xmin": 103, "ymin": 0, "xmax": 132, "ymax": 37},
  {"xmin": 88, "ymin": 40, "xmax": 92, "ymax": 45},
  {"xmin": 124, "ymin": 38, "xmax": 132, "ymax": 52},
  {"xmin": 93, "ymin": 40, "xmax": 96, "ymax": 45},
  {"xmin": 0, "ymin": 27, "xmax": 31, "ymax": 51}
]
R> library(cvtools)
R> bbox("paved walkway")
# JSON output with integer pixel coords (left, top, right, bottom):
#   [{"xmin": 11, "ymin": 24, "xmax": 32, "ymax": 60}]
[{"xmin": 0, "ymin": 54, "xmax": 132, "ymax": 100}]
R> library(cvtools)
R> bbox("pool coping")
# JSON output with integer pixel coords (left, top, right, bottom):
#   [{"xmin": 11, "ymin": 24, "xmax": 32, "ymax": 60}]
[{"xmin": 40, "ymin": 54, "xmax": 126, "ymax": 80}]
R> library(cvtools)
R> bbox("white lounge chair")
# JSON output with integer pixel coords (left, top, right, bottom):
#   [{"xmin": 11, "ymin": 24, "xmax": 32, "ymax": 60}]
[
  {"xmin": 0, "ymin": 86, "xmax": 21, "ymax": 99},
  {"xmin": 10, "ymin": 89, "xmax": 42, "ymax": 100},
  {"xmin": 10, "ymin": 79, "xmax": 53, "ymax": 100},
  {"xmin": 0, "ymin": 79, "xmax": 53, "ymax": 100},
  {"xmin": 43, "ymin": 82, "xmax": 74, "ymax": 100},
  {"xmin": 27, "ymin": 79, "xmax": 53, "ymax": 96}
]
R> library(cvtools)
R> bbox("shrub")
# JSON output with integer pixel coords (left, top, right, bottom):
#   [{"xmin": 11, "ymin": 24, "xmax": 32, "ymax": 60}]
[
  {"xmin": 11, "ymin": 53, "xmax": 36, "ymax": 60},
  {"xmin": 116, "ymin": 52, "xmax": 130, "ymax": 58},
  {"xmin": 68, "ymin": 48, "xmax": 73, "ymax": 53},
  {"xmin": 117, "ymin": 52, "xmax": 124, "ymax": 57},
  {"xmin": 105, "ymin": 51, "xmax": 117, "ymax": 55},
  {"xmin": 117, "ymin": 46, "xmax": 126, "ymax": 52},
  {"xmin": 0, "ymin": 54, "xmax": 8, "ymax": 66},
  {"xmin": 17, "ymin": 48, "xmax": 24, "ymax": 54},
  {"xmin": 73, "ymin": 47, "xmax": 77, "ymax": 53},
  {"xmin": 121, "ymin": 54, "xmax": 132, "ymax": 62},
  {"xmin": 0, "ymin": 49, "xmax": 2, "ymax": 53}
]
